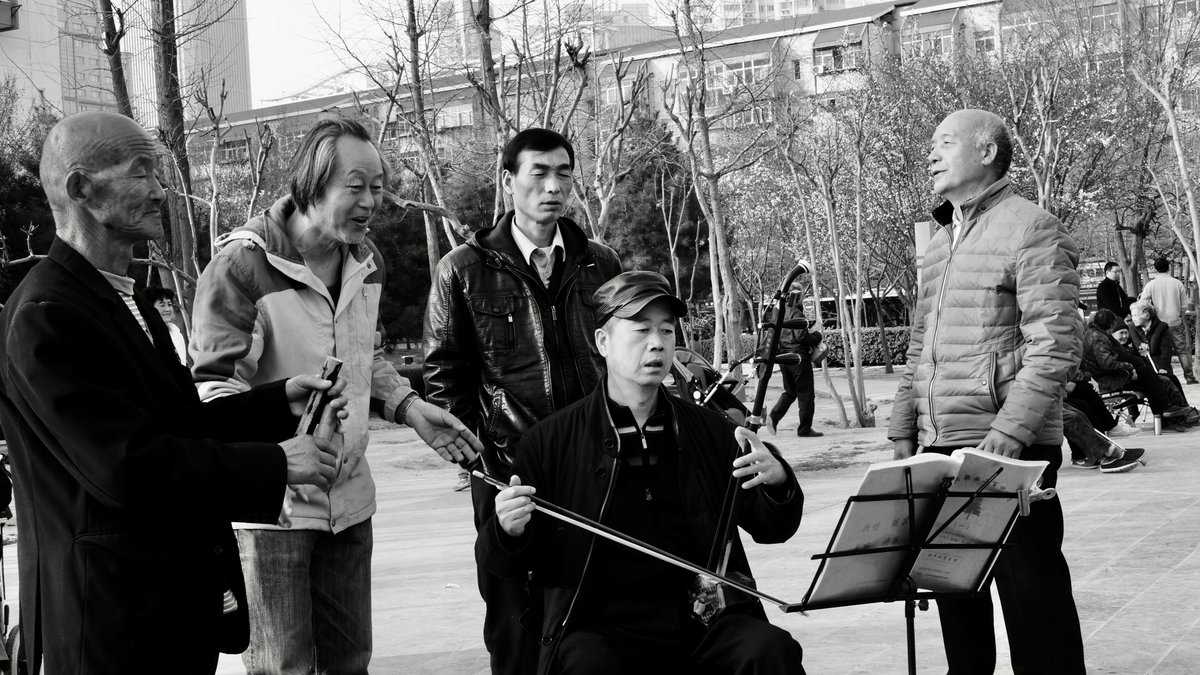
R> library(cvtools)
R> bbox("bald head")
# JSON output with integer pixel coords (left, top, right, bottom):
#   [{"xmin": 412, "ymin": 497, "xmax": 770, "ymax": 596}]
[
  {"xmin": 944, "ymin": 109, "xmax": 1013, "ymax": 178},
  {"xmin": 40, "ymin": 112, "xmax": 159, "ymax": 216}
]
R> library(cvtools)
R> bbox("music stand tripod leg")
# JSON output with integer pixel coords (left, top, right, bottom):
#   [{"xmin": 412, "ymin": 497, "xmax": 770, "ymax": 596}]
[{"xmin": 906, "ymin": 597, "xmax": 917, "ymax": 675}]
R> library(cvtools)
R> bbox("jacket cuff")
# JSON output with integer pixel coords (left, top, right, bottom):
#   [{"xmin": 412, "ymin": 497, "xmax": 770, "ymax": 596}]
[
  {"xmin": 495, "ymin": 516, "xmax": 534, "ymax": 556},
  {"xmin": 989, "ymin": 419, "xmax": 1034, "ymax": 447}
]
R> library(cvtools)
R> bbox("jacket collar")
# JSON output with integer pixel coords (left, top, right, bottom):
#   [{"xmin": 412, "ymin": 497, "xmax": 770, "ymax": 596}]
[
  {"xmin": 47, "ymin": 237, "xmax": 184, "ymax": 375},
  {"xmin": 931, "ymin": 176, "xmax": 1012, "ymax": 228},
  {"xmin": 470, "ymin": 211, "xmax": 590, "ymax": 269},
  {"xmin": 586, "ymin": 379, "xmax": 679, "ymax": 458},
  {"xmin": 48, "ymin": 237, "xmax": 125, "ymax": 309},
  {"xmin": 222, "ymin": 195, "xmax": 378, "ymax": 311}
]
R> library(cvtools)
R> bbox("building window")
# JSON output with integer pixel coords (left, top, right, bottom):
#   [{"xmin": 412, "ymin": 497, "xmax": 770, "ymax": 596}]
[
  {"xmin": 601, "ymin": 81, "xmax": 635, "ymax": 107},
  {"xmin": 975, "ymin": 29, "xmax": 996, "ymax": 54},
  {"xmin": 1090, "ymin": 3, "xmax": 1119, "ymax": 32},
  {"xmin": 1000, "ymin": 14, "xmax": 1040, "ymax": 47},
  {"xmin": 1088, "ymin": 52, "xmax": 1122, "ymax": 76},
  {"xmin": 903, "ymin": 27, "xmax": 953, "ymax": 57},
  {"xmin": 792, "ymin": 58, "xmax": 804, "ymax": 79},
  {"xmin": 217, "ymin": 138, "xmax": 250, "ymax": 164},
  {"xmin": 1174, "ymin": 0, "xmax": 1199, "ymax": 17},
  {"xmin": 706, "ymin": 56, "xmax": 771, "ymax": 104},
  {"xmin": 436, "ymin": 107, "xmax": 474, "ymax": 129},
  {"xmin": 381, "ymin": 122, "xmax": 410, "ymax": 146},
  {"xmin": 813, "ymin": 45, "xmax": 862, "ymax": 74}
]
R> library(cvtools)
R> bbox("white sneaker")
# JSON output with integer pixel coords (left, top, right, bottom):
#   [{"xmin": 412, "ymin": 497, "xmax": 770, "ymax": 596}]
[{"xmin": 1107, "ymin": 421, "xmax": 1142, "ymax": 438}]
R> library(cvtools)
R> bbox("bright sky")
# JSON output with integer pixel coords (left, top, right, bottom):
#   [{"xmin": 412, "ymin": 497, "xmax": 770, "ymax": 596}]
[{"xmin": 245, "ymin": 0, "xmax": 376, "ymax": 106}]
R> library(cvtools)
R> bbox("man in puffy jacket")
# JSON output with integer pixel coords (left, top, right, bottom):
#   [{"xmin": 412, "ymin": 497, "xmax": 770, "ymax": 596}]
[
  {"xmin": 481, "ymin": 271, "xmax": 805, "ymax": 675},
  {"xmin": 888, "ymin": 109, "xmax": 1085, "ymax": 674},
  {"xmin": 423, "ymin": 128, "xmax": 621, "ymax": 674}
]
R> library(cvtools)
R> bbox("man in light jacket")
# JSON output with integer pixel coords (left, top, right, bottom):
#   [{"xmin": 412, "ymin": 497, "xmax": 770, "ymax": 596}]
[
  {"xmin": 1139, "ymin": 257, "xmax": 1196, "ymax": 384},
  {"xmin": 888, "ymin": 109, "xmax": 1085, "ymax": 674},
  {"xmin": 191, "ymin": 118, "xmax": 481, "ymax": 673}
]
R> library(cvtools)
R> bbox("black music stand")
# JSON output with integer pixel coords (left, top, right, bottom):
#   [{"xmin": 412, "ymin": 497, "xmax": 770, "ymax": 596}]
[{"xmin": 780, "ymin": 467, "xmax": 1027, "ymax": 675}]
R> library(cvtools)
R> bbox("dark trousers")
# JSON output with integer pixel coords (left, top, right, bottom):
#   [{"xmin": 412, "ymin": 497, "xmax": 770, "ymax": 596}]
[
  {"xmin": 924, "ymin": 444, "xmax": 1085, "ymax": 675},
  {"xmin": 473, "ymin": 475, "xmax": 540, "ymax": 675},
  {"xmin": 554, "ymin": 612, "xmax": 805, "ymax": 675},
  {"xmin": 769, "ymin": 361, "xmax": 815, "ymax": 431},
  {"xmin": 1065, "ymin": 381, "xmax": 1115, "ymax": 432}
]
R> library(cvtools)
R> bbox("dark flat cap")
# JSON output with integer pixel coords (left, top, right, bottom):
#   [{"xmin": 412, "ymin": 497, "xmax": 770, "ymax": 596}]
[{"xmin": 593, "ymin": 271, "xmax": 687, "ymax": 325}]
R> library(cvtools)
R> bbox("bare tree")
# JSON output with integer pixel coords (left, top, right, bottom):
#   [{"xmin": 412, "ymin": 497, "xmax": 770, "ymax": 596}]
[
  {"xmin": 573, "ymin": 53, "xmax": 656, "ymax": 243},
  {"xmin": 1126, "ymin": 0, "xmax": 1200, "ymax": 357},
  {"xmin": 96, "ymin": 0, "xmax": 134, "ymax": 118},
  {"xmin": 660, "ymin": 0, "xmax": 776, "ymax": 367}
]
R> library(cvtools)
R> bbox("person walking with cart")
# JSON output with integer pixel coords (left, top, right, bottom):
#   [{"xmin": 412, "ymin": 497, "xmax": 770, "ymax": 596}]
[{"xmin": 767, "ymin": 280, "xmax": 823, "ymax": 437}]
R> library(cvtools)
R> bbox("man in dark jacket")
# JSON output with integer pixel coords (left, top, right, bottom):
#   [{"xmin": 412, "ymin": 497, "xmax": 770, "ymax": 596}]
[
  {"xmin": 767, "ymin": 284, "xmax": 824, "ymax": 437},
  {"xmin": 480, "ymin": 271, "xmax": 806, "ymax": 675},
  {"xmin": 1096, "ymin": 261, "xmax": 1134, "ymax": 318},
  {"xmin": 0, "ymin": 111, "xmax": 340, "ymax": 674},
  {"xmin": 423, "ymin": 128, "xmax": 621, "ymax": 674},
  {"xmin": 889, "ymin": 109, "xmax": 1085, "ymax": 674}
]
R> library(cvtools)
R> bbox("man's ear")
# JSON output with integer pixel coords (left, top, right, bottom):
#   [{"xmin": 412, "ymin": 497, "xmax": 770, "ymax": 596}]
[
  {"xmin": 595, "ymin": 327, "xmax": 609, "ymax": 357},
  {"xmin": 980, "ymin": 141, "xmax": 999, "ymax": 168},
  {"xmin": 501, "ymin": 169, "xmax": 514, "ymax": 196},
  {"xmin": 65, "ymin": 170, "xmax": 92, "ymax": 204}
]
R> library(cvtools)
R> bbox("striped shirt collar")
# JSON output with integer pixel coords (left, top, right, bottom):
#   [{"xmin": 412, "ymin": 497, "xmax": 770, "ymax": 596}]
[{"xmin": 98, "ymin": 270, "xmax": 136, "ymax": 296}]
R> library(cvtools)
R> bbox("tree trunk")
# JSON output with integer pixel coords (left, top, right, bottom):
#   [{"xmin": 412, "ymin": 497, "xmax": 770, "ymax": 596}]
[
  {"xmin": 405, "ymin": 0, "xmax": 458, "ymax": 248},
  {"xmin": 422, "ymin": 181, "xmax": 441, "ymax": 282},
  {"xmin": 151, "ymin": 0, "xmax": 201, "ymax": 291},
  {"xmin": 96, "ymin": 0, "xmax": 134, "ymax": 119}
]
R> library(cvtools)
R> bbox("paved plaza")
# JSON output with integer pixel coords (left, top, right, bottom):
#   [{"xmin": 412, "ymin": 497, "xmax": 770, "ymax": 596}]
[
  {"xmin": 6, "ymin": 367, "xmax": 1194, "ymax": 673},
  {"xmin": 202, "ymin": 367, "xmax": 1199, "ymax": 674}
]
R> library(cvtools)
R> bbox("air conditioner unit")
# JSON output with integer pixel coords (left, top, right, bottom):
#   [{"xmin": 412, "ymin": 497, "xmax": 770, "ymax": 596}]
[
  {"xmin": 0, "ymin": 2, "xmax": 20, "ymax": 33},
  {"xmin": 814, "ymin": 63, "xmax": 827, "ymax": 74}
]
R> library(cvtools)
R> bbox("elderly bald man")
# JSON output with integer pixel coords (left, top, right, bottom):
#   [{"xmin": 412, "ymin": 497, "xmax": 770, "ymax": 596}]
[
  {"xmin": 0, "ymin": 111, "xmax": 344, "ymax": 674},
  {"xmin": 888, "ymin": 109, "xmax": 1087, "ymax": 674}
]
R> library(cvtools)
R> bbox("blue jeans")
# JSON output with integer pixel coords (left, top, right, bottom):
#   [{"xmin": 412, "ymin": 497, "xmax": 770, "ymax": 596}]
[{"xmin": 236, "ymin": 519, "xmax": 373, "ymax": 675}]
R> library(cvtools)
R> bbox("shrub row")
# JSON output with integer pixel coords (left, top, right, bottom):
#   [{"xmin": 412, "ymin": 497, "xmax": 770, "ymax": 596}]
[{"xmin": 821, "ymin": 326, "xmax": 911, "ymax": 367}]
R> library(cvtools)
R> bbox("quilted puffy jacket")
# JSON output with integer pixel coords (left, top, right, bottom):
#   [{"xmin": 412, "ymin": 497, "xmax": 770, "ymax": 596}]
[
  {"xmin": 888, "ymin": 178, "xmax": 1082, "ymax": 449},
  {"xmin": 423, "ymin": 213, "xmax": 621, "ymax": 473}
]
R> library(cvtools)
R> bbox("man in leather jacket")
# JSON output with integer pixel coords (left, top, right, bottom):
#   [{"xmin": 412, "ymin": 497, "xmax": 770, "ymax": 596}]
[
  {"xmin": 423, "ymin": 128, "xmax": 621, "ymax": 674},
  {"xmin": 481, "ymin": 271, "xmax": 805, "ymax": 675}
]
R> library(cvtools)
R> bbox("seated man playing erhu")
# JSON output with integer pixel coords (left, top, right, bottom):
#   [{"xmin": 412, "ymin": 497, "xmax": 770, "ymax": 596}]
[{"xmin": 477, "ymin": 271, "xmax": 807, "ymax": 675}]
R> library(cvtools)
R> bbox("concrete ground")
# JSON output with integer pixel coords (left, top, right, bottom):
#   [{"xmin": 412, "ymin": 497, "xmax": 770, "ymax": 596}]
[{"xmin": 4, "ymin": 366, "xmax": 1196, "ymax": 673}]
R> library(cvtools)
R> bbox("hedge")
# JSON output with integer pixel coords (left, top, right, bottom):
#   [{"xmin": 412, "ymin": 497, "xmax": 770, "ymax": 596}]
[
  {"xmin": 692, "ymin": 327, "xmax": 910, "ymax": 367},
  {"xmin": 821, "ymin": 326, "xmax": 911, "ymax": 367}
]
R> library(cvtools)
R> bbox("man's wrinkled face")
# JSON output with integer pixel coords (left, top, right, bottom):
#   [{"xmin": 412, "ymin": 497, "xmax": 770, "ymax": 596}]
[
  {"xmin": 503, "ymin": 148, "xmax": 572, "ymax": 227},
  {"xmin": 596, "ymin": 300, "xmax": 677, "ymax": 390},
  {"xmin": 87, "ymin": 153, "xmax": 165, "ymax": 243},
  {"xmin": 927, "ymin": 113, "xmax": 993, "ymax": 204},
  {"xmin": 309, "ymin": 137, "xmax": 385, "ymax": 246}
]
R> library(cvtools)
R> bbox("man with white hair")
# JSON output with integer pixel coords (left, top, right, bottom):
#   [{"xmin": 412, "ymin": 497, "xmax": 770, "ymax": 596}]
[{"xmin": 889, "ymin": 109, "xmax": 1086, "ymax": 674}]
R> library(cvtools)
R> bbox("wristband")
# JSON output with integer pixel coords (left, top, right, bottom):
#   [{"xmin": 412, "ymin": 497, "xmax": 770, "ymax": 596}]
[{"xmin": 396, "ymin": 391, "xmax": 421, "ymax": 425}]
